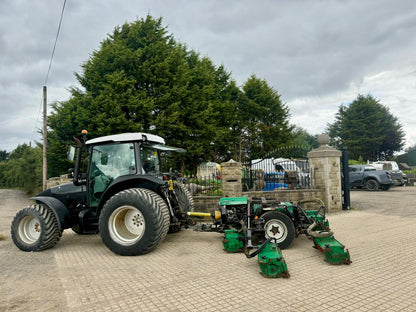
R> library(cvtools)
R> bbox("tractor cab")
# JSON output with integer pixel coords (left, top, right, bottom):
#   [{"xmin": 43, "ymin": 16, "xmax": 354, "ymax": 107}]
[
  {"xmin": 58, "ymin": 131, "xmax": 191, "ymax": 235},
  {"xmin": 69, "ymin": 132, "xmax": 185, "ymax": 209}
]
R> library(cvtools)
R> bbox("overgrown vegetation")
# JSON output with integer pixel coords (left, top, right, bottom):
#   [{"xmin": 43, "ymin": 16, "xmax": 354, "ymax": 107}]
[{"xmin": 0, "ymin": 145, "xmax": 43, "ymax": 195}]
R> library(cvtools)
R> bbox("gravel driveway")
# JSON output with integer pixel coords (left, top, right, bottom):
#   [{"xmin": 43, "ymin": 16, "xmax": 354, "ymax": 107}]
[{"xmin": 1, "ymin": 188, "xmax": 415, "ymax": 311}]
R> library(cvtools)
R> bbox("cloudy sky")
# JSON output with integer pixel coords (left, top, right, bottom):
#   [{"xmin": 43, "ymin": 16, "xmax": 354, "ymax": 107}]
[{"xmin": 1, "ymin": 0, "xmax": 416, "ymax": 153}]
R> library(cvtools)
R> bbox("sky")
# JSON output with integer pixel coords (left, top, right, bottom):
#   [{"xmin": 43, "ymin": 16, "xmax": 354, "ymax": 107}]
[{"xmin": 1, "ymin": 0, "xmax": 416, "ymax": 153}]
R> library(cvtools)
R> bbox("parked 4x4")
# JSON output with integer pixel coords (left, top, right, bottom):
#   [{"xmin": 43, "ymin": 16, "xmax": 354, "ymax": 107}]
[{"xmin": 348, "ymin": 165, "xmax": 394, "ymax": 191}]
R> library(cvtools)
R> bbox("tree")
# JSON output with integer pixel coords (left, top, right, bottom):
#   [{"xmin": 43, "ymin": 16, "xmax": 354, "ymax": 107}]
[
  {"xmin": 0, "ymin": 144, "xmax": 42, "ymax": 194},
  {"xmin": 0, "ymin": 150, "xmax": 9, "ymax": 162},
  {"xmin": 48, "ymin": 16, "xmax": 293, "ymax": 175},
  {"xmin": 48, "ymin": 16, "xmax": 241, "ymax": 175},
  {"xmin": 233, "ymin": 75, "xmax": 293, "ymax": 160},
  {"xmin": 291, "ymin": 127, "xmax": 319, "ymax": 149},
  {"xmin": 327, "ymin": 94, "xmax": 405, "ymax": 160}
]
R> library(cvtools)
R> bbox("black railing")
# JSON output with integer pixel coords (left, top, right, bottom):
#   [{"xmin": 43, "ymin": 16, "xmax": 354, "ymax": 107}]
[
  {"xmin": 183, "ymin": 173, "xmax": 222, "ymax": 196},
  {"xmin": 243, "ymin": 158, "xmax": 312, "ymax": 191}
]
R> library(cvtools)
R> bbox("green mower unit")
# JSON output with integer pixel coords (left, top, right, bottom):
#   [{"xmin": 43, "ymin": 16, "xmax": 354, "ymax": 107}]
[{"xmin": 188, "ymin": 196, "xmax": 351, "ymax": 278}]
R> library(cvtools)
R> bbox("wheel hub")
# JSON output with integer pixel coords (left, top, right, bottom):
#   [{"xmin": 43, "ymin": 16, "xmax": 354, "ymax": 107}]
[
  {"xmin": 109, "ymin": 206, "xmax": 146, "ymax": 246},
  {"xmin": 18, "ymin": 216, "xmax": 42, "ymax": 244},
  {"xmin": 265, "ymin": 219, "xmax": 287, "ymax": 243},
  {"xmin": 34, "ymin": 222, "xmax": 41, "ymax": 232},
  {"xmin": 270, "ymin": 225, "xmax": 281, "ymax": 235}
]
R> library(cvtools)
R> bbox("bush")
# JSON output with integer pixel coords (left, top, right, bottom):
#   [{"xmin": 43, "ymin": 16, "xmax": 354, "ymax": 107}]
[{"xmin": 0, "ymin": 144, "xmax": 42, "ymax": 195}]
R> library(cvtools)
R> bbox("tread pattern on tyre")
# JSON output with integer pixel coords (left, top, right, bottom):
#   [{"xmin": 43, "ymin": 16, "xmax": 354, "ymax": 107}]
[
  {"xmin": 11, "ymin": 204, "xmax": 62, "ymax": 252},
  {"xmin": 174, "ymin": 181, "xmax": 195, "ymax": 212},
  {"xmin": 139, "ymin": 189, "xmax": 170, "ymax": 247},
  {"xmin": 99, "ymin": 188, "xmax": 170, "ymax": 256}
]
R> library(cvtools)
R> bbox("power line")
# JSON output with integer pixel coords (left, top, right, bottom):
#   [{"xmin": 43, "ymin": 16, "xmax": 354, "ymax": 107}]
[
  {"xmin": 31, "ymin": 0, "xmax": 67, "ymax": 144},
  {"xmin": 44, "ymin": 0, "xmax": 67, "ymax": 85}
]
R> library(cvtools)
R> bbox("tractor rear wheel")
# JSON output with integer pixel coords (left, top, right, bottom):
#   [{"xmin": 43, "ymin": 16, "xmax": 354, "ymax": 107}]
[
  {"xmin": 11, "ymin": 204, "xmax": 62, "ymax": 252},
  {"xmin": 174, "ymin": 181, "xmax": 194, "ymax": 213},
  {"xmin": 99, "ymin": 188, "xmax": 170, "ymax": 256},
  {"xmin": 261, "ymin": 211, "xmax": 295, "ymax": 249}
]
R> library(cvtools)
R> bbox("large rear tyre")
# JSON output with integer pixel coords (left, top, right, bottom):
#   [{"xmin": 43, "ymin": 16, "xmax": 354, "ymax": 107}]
[
  {"xmin": 261, "ymin": 211, "xmax": 295, "ymax": 249},
  {"xmin": 10, "ymin": 204, "xmax": 62, "ymax": 252},
  {"xmin": 173, "ymin": 181, "xmax": 194, "ymax": 213},
  {"xmin": 99, "ymin": 188, "xmax": 170, "ymax": 256}
]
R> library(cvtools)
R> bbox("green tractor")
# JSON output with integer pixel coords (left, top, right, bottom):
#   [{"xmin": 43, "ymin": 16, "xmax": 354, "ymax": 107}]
[{"xmin": 10, "ymin": 131, "xmax": 193, "ymax": 256}]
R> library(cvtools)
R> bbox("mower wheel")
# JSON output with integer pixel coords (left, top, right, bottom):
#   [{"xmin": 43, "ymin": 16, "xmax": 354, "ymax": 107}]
[
  {"xmin": 99, "ymin": 188, "xmax": 170, "ymax": 256},
  {"xmin": 262, "ymin": 212, "xmax": 295, "ymax": 249},
  {"xmin": 365, "ymin": 179, "xmax": 380, "ymax": 191},
  {"xmin": 11, "ymin": 204, "xmax": 62, "ymax": 252}
]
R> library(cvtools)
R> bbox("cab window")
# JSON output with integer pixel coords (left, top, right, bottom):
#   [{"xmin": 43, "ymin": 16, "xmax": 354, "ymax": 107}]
[
  {"xmin": 140, "ymin": 146, "xmax": 161, "ymax": 174},
  {"xmin": 90, "ymin": 143, "xmax": 136, "ymax": 180}
]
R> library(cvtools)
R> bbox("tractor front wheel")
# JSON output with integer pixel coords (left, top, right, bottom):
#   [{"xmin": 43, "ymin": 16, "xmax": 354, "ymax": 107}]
[
  {"xmin": 99, "ymin": 188, "xmax": 170, "ymax": 256},
  {"xmin": 10, "ymin": 205, "xmax": 62, "ymax": 252},
  {"xmin": 261, "ymin": 212, "xmax": 295, "ymax": 249}
]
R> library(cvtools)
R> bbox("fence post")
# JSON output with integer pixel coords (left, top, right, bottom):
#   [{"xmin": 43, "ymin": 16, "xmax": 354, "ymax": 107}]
[
  {"xmin": 221, "ymin": 159, "xmax": 242, "ymax": 197},
  {"xmin": 342, "ymin": 148, "xmax": 351, "ymax": 210},
  {"xmin": 307, "ymin": 134, "xmax": 342, "ymax": 212}
]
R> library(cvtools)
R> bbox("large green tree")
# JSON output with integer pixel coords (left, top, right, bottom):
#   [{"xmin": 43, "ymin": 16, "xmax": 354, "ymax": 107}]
[
  {"xmin": 232, "ymin": 75, "xmax": 293, "ymax": 160},
  {"xmin": 327, "ymin": 94, "xmax": 405, "ymax": 160},
  {"xmin": 48, "ymin": 16, "xmax": 240, "ymax": 175},
  {"xmin": 48, "ymin": 16, "xmax": 293, "ymax": 175}
]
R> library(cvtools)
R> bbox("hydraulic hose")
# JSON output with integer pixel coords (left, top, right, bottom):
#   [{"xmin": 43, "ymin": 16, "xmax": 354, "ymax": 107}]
[{"xmin": 245, "ymin": 237, "xmax": 273, "ymax": 258}]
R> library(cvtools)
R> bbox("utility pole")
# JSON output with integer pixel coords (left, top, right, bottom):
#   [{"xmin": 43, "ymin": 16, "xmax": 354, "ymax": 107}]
[{"xmin": 43, "ymin": 86, "xmax": 47, "ymax": 190}]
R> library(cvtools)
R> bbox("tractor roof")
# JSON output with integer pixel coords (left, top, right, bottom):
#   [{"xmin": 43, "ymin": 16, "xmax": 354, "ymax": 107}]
[{"xmin": 86, "ymin": 133, "xmax": 165, "ymax": 145}]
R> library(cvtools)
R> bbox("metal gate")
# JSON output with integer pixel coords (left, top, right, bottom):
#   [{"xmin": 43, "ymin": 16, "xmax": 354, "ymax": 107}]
[{"xmin": 242, "ymin": 145, "xmax": 312, "ymax": 192}]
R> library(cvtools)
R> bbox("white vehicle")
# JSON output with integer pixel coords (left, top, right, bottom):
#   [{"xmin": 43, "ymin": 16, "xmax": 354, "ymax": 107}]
[{"xmin": 371, "ymin": 161, "xmax": 406, "ymax": 186}]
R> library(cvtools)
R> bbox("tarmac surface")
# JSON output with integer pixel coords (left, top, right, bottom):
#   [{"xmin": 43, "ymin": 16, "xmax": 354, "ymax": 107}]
[{"xmin": 1, "ymin": 187, "xmax": 415, "ymax": 311}]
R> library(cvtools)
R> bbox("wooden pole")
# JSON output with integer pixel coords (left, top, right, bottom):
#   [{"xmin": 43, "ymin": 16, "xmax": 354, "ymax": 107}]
[{"xmin": 43, "ymin": 86, "xmax": 47, "ymax": 190}]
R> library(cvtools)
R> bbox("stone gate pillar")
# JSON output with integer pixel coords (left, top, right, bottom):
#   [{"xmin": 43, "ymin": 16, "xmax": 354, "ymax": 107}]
[
  {"xmin": 221, "ymin": 159, "xmax": 242, "ymax": 197},
  {"xmin": 307, "ymin": 134, "xmax": 342, "ymax": 212}
]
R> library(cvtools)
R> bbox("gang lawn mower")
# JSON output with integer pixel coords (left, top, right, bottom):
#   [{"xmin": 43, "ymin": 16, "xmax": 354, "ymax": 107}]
[{"xmin": 188, "ymin": 197, "xmax": 351, "ymax": 278}]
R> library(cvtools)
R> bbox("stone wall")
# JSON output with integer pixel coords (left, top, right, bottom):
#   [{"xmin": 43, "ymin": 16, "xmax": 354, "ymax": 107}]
[
  {"xmin": 46, "ymin": 175, "xmax": 71, "ymax": 189},
  {"xmin": 193, "ymin": 196, "xmax": 221, "ymax": 213},
  {"xmin": 220, "ymin": 160, "xmax": 242, "ymax": 197}
]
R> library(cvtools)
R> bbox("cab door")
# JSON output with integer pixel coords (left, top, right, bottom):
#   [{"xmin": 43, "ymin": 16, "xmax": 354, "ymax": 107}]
[{"xmin": 88, "ymin": 143, "xmax": 136, "ymax": 207}]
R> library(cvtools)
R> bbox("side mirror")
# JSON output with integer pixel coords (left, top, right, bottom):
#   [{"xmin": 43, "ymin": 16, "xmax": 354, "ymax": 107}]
[
  {"xmin": 67, "ymin": 146, "xmax": 76, "ymax": 161},
  {"xmin": 67, "ymin": 168, "xmax": 74, "ymax": 178}
]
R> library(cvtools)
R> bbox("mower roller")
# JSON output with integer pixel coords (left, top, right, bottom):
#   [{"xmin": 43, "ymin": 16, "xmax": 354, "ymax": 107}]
[{"xmin": 188, "ymin": 196, "xmax": 351, "ymax": 278}]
